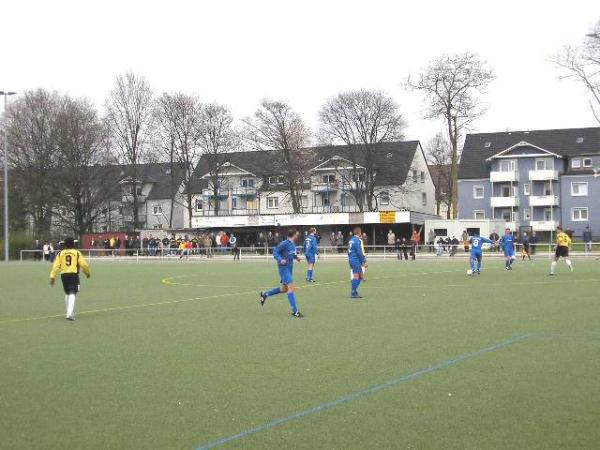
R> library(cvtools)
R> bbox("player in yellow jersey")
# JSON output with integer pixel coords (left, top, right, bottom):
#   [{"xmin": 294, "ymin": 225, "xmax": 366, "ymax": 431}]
[
  {"xmin": 550, "ymin": 226, "xmax": 573, "ymax": 276},
  {"xmin": 49, "ymin": 238, "xmax": 91, "ymax": 320}
]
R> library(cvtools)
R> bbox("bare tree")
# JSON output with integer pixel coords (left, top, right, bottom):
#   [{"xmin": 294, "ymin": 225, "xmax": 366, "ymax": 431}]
[
  {"xmin": 426, "ymin": 132, "xmax": 452, "ymax": 218},
  {"xmin": 52, "ymin": 95, "xmax": 117, "ymax": 236},
  {"xmin": 5, "ymin": 89, "xmax": 60, "ymax": 236},
  {"xmin": 407, "ymin": 53, "xmax": 494, "ymax": 218},
  {"xmin": 197, "ymin": 103, "xmax": 238, "ymax": 217},
  {"xmin": 105, "ymin": 73, "xmax": 155, "ymax": 229},
  {"xmin": 555, "ymin": 20, "xmax": 600, "ymax": 124},
  {"xmin": 318, "ymin": 89, "xmax": 406, "ymax": 211},
  {"xmin": 244, "ymin": 99, "xmax": 310, "ymax": 213},
  {"xmin": 156, "ymin": 93, "xmax": 203, "ymax": 228}
]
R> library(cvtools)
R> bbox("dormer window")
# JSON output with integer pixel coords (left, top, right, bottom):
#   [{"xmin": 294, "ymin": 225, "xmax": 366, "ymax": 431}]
[
  {"xmin": 576, "ymin": 137, "xmax": 584, "ymax": 144},
  {"xmin": 484, "ymin": 142, "xmax": 491, "ymax": 148},
  {"xmin": 572, "ymin": 159, "xmax": 581, "ymax": 169},
  {"xmin": 583, "ymin": 158, "xmax": 592, "ymax": 168},
  {"xmin": 322, "ymin": 174, "xmax": 336, "ymax": 184}
]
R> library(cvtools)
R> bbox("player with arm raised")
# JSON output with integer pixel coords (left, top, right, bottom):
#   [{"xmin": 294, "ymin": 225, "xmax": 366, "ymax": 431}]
[
  {"xmin": 304, "ymin": 227, "xmax": 319, "ymax": 283},
  {"xmin": 348, "ymin": 227, "xmax": 367, "ymax": 299},
  {"xmin": 550, "ymin": 225, "xmax": 574, "ymax": 276},
  {"xmin": 49, "ymin": 237, "xmax": 91, "ymax": 321},
  {"xmin": 260, "ymin": 229, "xmax": 304, "ymax": 318},
  {"xmin": 468, "ymin": 235, "xmax": 496, "ymax": 276}
]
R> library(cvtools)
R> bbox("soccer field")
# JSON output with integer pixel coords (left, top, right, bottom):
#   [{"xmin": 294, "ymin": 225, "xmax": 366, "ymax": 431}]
[{"xmin": 1, "ymin": 258, "xmax": 599, "ymax": 450}]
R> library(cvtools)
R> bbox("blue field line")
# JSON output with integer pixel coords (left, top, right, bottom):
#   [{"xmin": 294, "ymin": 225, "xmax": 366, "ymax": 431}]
[{"xmin": 194, "ymin": 333, "xmax": 532, "ymax": 450}]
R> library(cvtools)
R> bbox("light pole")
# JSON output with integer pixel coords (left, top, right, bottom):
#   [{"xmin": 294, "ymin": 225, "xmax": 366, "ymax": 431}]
[{"xmin": 1, "ymin": 91, "xmax": 16, "ymax": 262}]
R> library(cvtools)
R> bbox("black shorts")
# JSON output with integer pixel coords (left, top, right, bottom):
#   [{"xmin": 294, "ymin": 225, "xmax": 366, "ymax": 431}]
[
  {"xmin": 555, "ymin": 246, "xmax": 569, "ymax": 258},
  {"xmin": 61, "ymin": 273, "xmax": 80, "ymax": 294}
]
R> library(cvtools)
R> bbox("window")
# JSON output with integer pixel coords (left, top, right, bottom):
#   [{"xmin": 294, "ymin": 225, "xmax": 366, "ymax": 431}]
[
  {"xmin": 195, "ymin": 199, "xmax": 203, "ymax": 211},
  {"xmin": 420, "ymin": 171, "xmax": 425, "ymax": 183},
  {"xmin": 153, "ymin": 224, "xmax": 163, "ymax": 230},
  {"xmin": 241, "ymin": 178, "xmax": 255, "ymax": 188},
  {"xmin": 572, "ymin": 207, "xmax": 588, "ymax": 222},
  {"xmin": 412, "ymin": 170, "xmax": 418, "ymax": 182},
  {"xmin": 572, "ymin": 159, "xmax": 581, "ymax": 169},
  {"xmin": 512, "ymin": 211, "xmax": 519, "ymax": 222},
  {"xmin": 524, "ymin": 208, "xmax": 531, "ymax": 220},
  {"xmin": 136, "ymin": 186, "xmax": 143, "ymax": 196},
  {"xmin": 421, "ymin": 192, "xmax": 427, "ymax": 206},
  {"xmin": 300, "ymin": 195, "xmax": 309, "ymax": 208},
  {"xmin": 352, "ymin": 173, "xmax": 365, "ymax": 182},
  {"xmin": 484, "ymin": 142, "xmax": 491, "ymax": 148},
  {"xmin": 473, "ymin": 185, "xmax": 484, "ymax": 199},
  {"xmin": 501, "ymin": 185, "xmax": 511, "ymax": 197},
  {"xmin": 544, "ymin": 208, "xmax": 553, "ymax": 221},
  {"xmin": 268, "ymin": 176, "xmax": 285, "ymax": 185},
  {"xmin": 543, "ymin": 181, "xmax": 552, "ymax": 196},
  {"xmin": 499, "ymin": 159, "xmax": 517, "ymax": 172},
  {"xmin": 231, "ymin": 197, "xmax": 238, "ymax": 209},
  {"xmin": 523, "ymin": 183, "xmax": 530, "ymax": 196},
  {"xmin": 571, "ymin": 182, "xmax": 588, "ymax": 196},
  {"xmin": 267, "ymin": 197, "xmax": 279, "ymax": 209},
  {"xmin": 535, "ymin": 158, "xmax": 554, "ymax": 171},
  {"xmin": 583, "ymin": 158, "xmax": 592, "ymax": 168},
  {"xmin": 322, "ymin": 174, "xmax": 336, "ymax": 184},
  {"xmin": 380, "ymin": 191, "xmax": 390, "ymax": 206},
  {"xmin": 474, "ymin": 210, "xmax": 486, "ymax": 220},
  {"xmin": 322, "ymin": 195, "xmax": 330, "ymax": 207},
  {"xmin": 576, "ymin": 137, "xmax": 584, "ymax": 144},
  {"xmin": 152, "ymin": 205, "xmax": 162, "ymax": 215}
]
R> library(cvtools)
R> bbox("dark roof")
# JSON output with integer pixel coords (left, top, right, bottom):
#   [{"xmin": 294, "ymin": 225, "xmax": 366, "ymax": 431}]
[
  {"xmin": 95, "ymin": 162, "xmax": 187, "ymax": 201},
  {"xmin": 459, "ymin": 127, "xmax": 600, "ymax": 179},
  {"xmin": 189, "ymin": 141, "xmax": 421, "ymax": 193}
]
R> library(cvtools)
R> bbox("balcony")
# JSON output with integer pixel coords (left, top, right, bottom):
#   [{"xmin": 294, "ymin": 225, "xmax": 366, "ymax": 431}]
[
  {"xmin": 201, "ymin": 189, "xmax": 229, "ymax": 199},
  {"xmin": 232, "ymin": 187, "xmax": 257, "ymax": 197},
  {"xmin": 528, "ymin": 195, "xmax": 559, "ymax": 207},
  {"xmin": 529, "ymin": 220, "xmax": 559, "ymax": 231},
  {"xmin": 528, "ymin": 169, "xmax": 558, "ymax": 181},
  {"xmin": 121, "ymin": 194, "xmax": 147, "ymax": 203},
  {"xmin": 311, "ymin": 181, "xmax": 339, "ymax": 192},
  {"xmin": 490, "ymin": 196, "xmax": 519, "ymax": 208},
  {"xmin": 490, "ymin": 171, "xmax": 519, "ymax": 182}
]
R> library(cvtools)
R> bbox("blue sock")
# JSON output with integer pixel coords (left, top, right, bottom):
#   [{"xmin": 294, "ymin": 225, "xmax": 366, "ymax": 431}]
[
  {"xmin": 287, "ymin": 292, "xmax": 298, "ymax": 313},
  {"xmin": 266, "ymin": 287, "xmax": 281, "ymax": 297},
  {"xmin": 351, "ymin": 278, "xmax": 360, "ymax": 294},
  {"xmin": 307, "ymin": 269, "xmax": 313, "ymax": 280},
  {"xmin": 470, "ymin": 258, "xmax": 476, "ymax": 272}
]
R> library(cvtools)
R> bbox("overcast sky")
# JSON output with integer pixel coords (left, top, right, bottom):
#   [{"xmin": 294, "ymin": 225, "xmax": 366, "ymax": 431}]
[{"xmin": 2, "ymin": 0, "xmax": 599, "ymax": 146}]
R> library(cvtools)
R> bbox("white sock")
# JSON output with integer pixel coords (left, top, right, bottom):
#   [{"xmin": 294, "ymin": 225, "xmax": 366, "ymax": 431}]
[
  {"xmin": 566, "ymin": 259, "xmax": 573, "ymax": 269},
  {"xmin": 550, "ymin": 261, "xmax": 557, "ymax": 274},
  {"xmin": 67, "ymin": 294, "xmax": 76, "ymax": 318},
  {"xmin": 64, "ymin": 295, "xmax": 69, "ymax": 315},
  {"xmin": 362, "ymin": 267, "xmax": 366, "ymax": 275},
  {"xmin": 350, "ymin": 269, "xmax": 353, "ymax": 281}
]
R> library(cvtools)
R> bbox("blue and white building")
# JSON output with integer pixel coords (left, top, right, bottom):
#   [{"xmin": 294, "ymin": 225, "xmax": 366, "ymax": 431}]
[{"xmin": 458, "ymin": 127, "xmax": 600, "ymax": 238}]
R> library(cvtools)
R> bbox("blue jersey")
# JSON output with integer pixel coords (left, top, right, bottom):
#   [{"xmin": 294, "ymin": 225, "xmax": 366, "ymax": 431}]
[
  {"xmin": 348, "ymin": 236, "xmax": 366, "ymax": 264},
  {"xmin": 303, "ymin": 234, "xmax": 318, "ymax": 256},
  {"xmin": 500, "ymin": 234, "xmax": 515, "ymax": 251},
  {"xmin": 273, "ymin": 239, "xmax": 298, "ymax": 269},
  {"xmin": 470, "ymin": 235, "xmax": 494, "ymax": 252}
]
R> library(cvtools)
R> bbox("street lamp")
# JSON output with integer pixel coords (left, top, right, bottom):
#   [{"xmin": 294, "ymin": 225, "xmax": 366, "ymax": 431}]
[{"xmin": 1, "ymin": 91, "xmax": 16, "ymax": 262}]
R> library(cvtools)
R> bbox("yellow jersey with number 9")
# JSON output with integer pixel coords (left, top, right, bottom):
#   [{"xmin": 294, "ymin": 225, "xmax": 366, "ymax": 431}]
[
  {"xmin": 50, "ymin": 249, "xmax": 91, "ymax": 279},
  {"xmin": 556, "ymin": 232, "xmax": 571, "ymax": 248}
]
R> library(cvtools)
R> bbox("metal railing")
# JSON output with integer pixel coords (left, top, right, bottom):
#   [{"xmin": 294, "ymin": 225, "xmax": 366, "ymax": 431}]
[{"xmin": 19, "ymin": 242, "xmax": 600, "ymax": 262}]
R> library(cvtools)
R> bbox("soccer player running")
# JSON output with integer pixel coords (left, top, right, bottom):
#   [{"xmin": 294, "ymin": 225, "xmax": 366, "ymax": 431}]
[
  {"xmin": 468, "ymin": 235, "xmax": 496, "ymax": 276},
  {"xmin": 550, "ymin": 225, "xmax": 574, "ymax": 276},
  {"xmin": 260, "ymin": 229, "xmax": 304, "ymax": 318},
  {"xmin": 304, "ymin": 227, "xmax": 319, "ymax": 282},
  {"xmin": 348, "ymin": 227, "xmax": 367, "ymax": 298},
  {"xmin": 499, "ymin": 228, "xmax": 516, "ymax": 270},
  {"xmin": 49, "ymin": 237, "xmax": 91, "ymax": 321}
]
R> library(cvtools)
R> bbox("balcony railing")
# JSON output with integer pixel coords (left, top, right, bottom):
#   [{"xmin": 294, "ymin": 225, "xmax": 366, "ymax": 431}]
[
  {"xmin": 490, "ymin": 171, "xmax": 519, "ymax": 182},
  {"xmin": 311, "ymin": 182, "xmax": 340, "ymax": 192},
  {"xmin": 528, "ymin": 195, "xmax": 559, "ymax": 207},
  {"xmin": 490, "ymin": 196, "xmax": 519, "ymax": 207},
  {"xmin": 529, "ymin": 220, "xmax": 559, "ymax": 231},
  {"xmin": 232, "ymin": 187, "xmax": 257, "ymax": 197},
  {"xmin": 121, "ymin": 194, "xmax": 147, "ymax": 203},
  {"xmin": 528, "ymin": 169, "xmax": 558, "ymax": 181},
  {"xmin": 201, "ymin": 189, "xmax": 229, "ymax": 199},
  {"xmin": 195, "ymin": 208, "xmax": 259, "ymax": 217}
]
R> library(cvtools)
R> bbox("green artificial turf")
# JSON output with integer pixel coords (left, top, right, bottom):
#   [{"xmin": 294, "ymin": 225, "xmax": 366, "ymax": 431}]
[{"xmin": 1, "ymin": 258, "xmax": 599, "ymax": 449}]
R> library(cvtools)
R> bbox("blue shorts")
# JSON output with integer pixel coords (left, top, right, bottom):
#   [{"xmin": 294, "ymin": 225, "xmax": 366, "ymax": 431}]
[
  {"xmin": 305, "ymin": 254, "xmax": 316, "ymax": 264},
  {"xmin": 471, "ymin": 250, "xmax": 482, "ymax": 260},
  {"xmin": 504, "ymin": 248, "xmax": 515, "ymax": 257},
  {"xmin": 278, "ymin": 266, "xmax": 293, "ymax": 285},
  {"xmin": 349, "ymin": 261, "xmax": 363, "ymax": 274}
]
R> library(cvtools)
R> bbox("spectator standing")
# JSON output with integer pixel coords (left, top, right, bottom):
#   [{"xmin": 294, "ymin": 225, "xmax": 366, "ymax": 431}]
[
  {"xmin": 221, "ymin": 232, "xmax": 230, "ymax": 249},
  {"xmin": 410, "ymin": 226, "xmax": 422, "ymax": 260},
  {"xmin": 521, "ymin": 232, "xmax": 532, "ymax": 260},
  {"xmin": 529, "ymin": 232, "xmax": 538, "ymax": 255},
  {"xmin": 399, "ymin": 238, "xmax": 409, "ymax": 260},
  {"xmin": 461, "ymin": 230, "xmax": 470, "ymax": 252},
  {"xmin": 427, "ymin": 229, "xmax": 436, "ymax": 253},
  {"xmin": 387, "ymin": 230, "xmax": 396, "ymax": 250},
  {"xmin": 450, "ymin": 236, "xmax": 459, "ymax": 256},
  {"xmin": 489, "ymin": 230, "xmax": 500, "ymax": 253},
  {"xmin": 583, "ymin": 226, "xmax": 593, "ymax": 253},
  {"xmin": 335, "ymin": 231, "xmax": 344, "ymax": 253}
]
